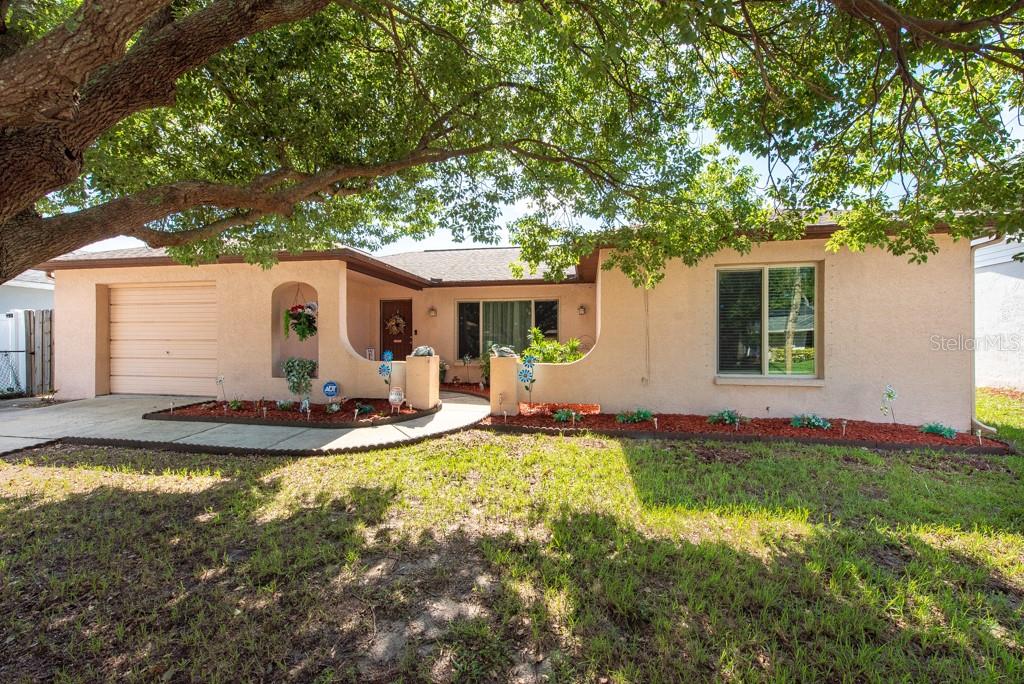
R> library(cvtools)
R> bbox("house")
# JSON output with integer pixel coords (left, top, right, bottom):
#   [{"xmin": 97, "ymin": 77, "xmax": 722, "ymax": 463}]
[
  {"xmin": 39, "ymin": 227, "xmax": 976, "ymax": 428},
  {"xmin": 0, "ymin": 269, "xmax": 54, "ymax": 312},
  {"xmin": 975, "ymin": 238, "xmax": 1024, "ymax": 391}
]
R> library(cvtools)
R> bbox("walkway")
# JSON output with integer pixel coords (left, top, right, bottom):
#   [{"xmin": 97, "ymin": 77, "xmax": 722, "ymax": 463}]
[{"xmin": 0, "ymin": 391, "xmax": 490, "ymax": 455}]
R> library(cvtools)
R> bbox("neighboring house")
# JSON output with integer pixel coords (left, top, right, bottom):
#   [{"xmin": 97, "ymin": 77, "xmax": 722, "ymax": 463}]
[
  {"xmin": 39, "ymin": 227, "xmax": 976, "ymax": 428},
  {"xmin": 975, "ymin": 239, "xmax": 1024, "ymax": 391},
  {"xmin": 0, "ymin": 270, "xmax": 54, "ymax": 312}
]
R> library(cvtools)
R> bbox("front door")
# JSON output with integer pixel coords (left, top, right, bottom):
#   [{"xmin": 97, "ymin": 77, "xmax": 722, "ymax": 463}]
[{"xmin": 380, "ymin": 299, "xmax": 413, "ymax": 360}]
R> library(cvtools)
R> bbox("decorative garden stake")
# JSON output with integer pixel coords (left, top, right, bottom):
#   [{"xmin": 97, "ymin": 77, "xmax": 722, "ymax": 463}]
[
  {"xmin": 976, "ymin": 429, "xmax": 983, "ymax": 446},
  {"xmin": 263, "ymin": 407, "xmax": 268, "ymax": 419},
  {"xmin": 216, "ymin": 375, "xmax": 225, "ymax": 402},
  {"xmin": 653, "ymin": 416, "xmax": 658, "ymax": 431},
  {"xmin": 519, "ymin": 355, "xmax": 537, "ymax": 405},
  {"xmin": 170, "ymin": 401, "xmax": 174, "ymax": 415},
  {"xmin": 379, "ymin": 350, "xmax": 394, "ymax": 386},
  {"xmin": 880, "ymin": 385, "xmax": 897, "ymax": 424},
  {"xmin": 842, "ymin": 419, "xmax": 848, "ymax": 436}
]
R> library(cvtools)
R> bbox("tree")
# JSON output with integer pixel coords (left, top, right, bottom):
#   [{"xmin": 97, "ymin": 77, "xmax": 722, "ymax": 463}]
[{"xmin": 1, "ymin": 0, "xmax": 1022, "ymax": 284}]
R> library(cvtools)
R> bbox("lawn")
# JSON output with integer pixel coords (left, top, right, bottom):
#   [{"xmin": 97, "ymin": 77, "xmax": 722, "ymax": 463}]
[
  {"xmin": 977, "ymin": 387, "xmax": 1024, "ymax": 451},
  {"xmin": 1, "ymin": 431, "xmax": 1022, "ymax": 682}
]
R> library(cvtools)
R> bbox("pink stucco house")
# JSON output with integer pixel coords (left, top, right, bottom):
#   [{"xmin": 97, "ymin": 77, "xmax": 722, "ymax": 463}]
[{"xmin": 39, "ymin": 225, "xmax": 979, "ymax": 428}]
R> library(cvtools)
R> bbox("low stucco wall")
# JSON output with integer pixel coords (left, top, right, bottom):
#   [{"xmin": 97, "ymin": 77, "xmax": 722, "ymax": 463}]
[
  {"xmin": 522, "ymin": 236, "xmax": 975, "ymax": 429},
  {"xmin": 54, "ymin": 260, "xmax": 403, "ymax": 401}
]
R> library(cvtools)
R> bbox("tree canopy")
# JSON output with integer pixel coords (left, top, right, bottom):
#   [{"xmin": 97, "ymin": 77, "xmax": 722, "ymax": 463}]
[{"xmin": 1, "ymin": 0, "xmax": 1022, "ymax": 285}]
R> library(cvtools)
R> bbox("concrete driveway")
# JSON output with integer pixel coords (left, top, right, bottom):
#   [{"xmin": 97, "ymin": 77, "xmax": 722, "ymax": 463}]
[{"xmin": 0, "ymin": 392, "xmax": 490, "ymax": 454}]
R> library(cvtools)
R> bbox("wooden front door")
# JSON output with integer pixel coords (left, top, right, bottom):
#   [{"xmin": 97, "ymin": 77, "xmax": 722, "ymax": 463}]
[{"xmin": 380, "ymin": 299, "xmax": 413, "ymax": 360}]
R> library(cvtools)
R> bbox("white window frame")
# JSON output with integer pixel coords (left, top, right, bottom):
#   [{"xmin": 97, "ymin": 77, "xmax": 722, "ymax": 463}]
[
  {"xmin": 715, "ymin": 263, "xmax": 820, "ymax": 378},
  {"xmin": 455, "ymin": 298, "xmax": 560, "ymax": 359}
]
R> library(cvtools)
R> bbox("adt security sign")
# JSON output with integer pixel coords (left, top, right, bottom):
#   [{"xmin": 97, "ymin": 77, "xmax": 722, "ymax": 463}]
[{"xmin": 322, "ymin": 381, "xmax": 339, "ymax": 398}]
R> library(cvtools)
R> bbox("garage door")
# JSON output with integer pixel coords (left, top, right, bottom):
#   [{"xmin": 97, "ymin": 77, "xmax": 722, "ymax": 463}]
[{"xmin": 109, "ymin": 283, "xmax": 218, "ymax": 395}]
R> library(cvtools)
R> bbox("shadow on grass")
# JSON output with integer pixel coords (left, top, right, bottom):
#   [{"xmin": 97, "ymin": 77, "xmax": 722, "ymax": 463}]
[{"xmin": 1, "ymin": 444, "xmax": 1022, "ymax": 682}]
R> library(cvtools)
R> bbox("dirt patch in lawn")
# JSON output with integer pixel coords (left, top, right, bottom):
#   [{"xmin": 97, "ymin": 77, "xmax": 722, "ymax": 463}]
[
  {"xmin": 481, "ymin": 404, "xmax": 1012, "ymax": 453},
  {"xmin": 147, "ymin": 398, "xmax": 436, "ymax": 428}
]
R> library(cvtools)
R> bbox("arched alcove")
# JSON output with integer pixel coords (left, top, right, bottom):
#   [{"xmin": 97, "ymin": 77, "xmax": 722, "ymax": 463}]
[{"xmin": 271, "ymin": 282, "xmax": 319, "ymax": 379}]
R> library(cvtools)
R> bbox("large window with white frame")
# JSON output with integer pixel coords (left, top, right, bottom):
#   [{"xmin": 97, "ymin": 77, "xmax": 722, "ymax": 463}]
[
  {"xmin": 717, "ymin": 264, "xmax": 818, "ymax": 376},
  {"xmin": 457, "ymin": 299, "xmax": 558, "ymax": 359}
]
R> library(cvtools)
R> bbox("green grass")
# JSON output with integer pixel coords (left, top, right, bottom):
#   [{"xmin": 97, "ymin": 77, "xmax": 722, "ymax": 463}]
[
  {"xmin": 977, "ymin": 387, "xmax": 1024, "ymax": 451},
  {"xmin": 1, "ymin": 434, "xmax": 1022, "ymax": 682}
]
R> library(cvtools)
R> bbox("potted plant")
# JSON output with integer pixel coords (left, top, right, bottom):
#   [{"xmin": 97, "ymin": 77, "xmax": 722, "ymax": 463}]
[
  {"xmin": 439, "ymin": 359, "xmax": 449, "ymax": 383},
  {"xmin": 284, "ymin": 302, "xmax": 318, "ymax": 341}
]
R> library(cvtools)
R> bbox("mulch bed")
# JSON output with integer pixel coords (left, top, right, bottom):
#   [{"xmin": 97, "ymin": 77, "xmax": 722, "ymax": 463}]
[
  {"xmin": 146, "ymin": 398, "xmax": 438, "ymax": 429},
  {"xmin": 440, "ymin": 382, "xmax": 489, "ymax": 399},
  {"xmin": 480, "ymin": 403, "xmax": 1013, "ymax": 454}
]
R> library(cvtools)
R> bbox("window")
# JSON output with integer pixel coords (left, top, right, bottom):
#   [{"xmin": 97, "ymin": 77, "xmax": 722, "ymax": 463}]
[
  {"xmin": 717, "ymin": 265, "xmax": 817, "ymax": 376},
  {"xmin": 457, "ymin": 300, "xmax": 559, "ymax": 359}
]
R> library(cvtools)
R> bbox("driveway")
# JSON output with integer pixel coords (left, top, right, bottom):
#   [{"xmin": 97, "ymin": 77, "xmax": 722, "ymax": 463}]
[{"xmin": 0, "ymin": 392, "xmax": 490, "ymax": 454}]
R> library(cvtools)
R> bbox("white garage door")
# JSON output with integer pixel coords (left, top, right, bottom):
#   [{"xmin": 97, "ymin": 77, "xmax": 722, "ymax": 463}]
[{"xmin": 109, "ymin": 283, "xmax": 218, "ymax": 395}]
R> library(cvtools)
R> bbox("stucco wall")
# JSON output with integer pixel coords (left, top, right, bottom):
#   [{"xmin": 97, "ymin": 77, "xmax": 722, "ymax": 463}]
[
  {"xmin": 345, "ymin": 271, "xmax": 598, "ymax": 382},
  {"xmin": 975, "ymin": 259, "xmax": 1024, "ymax": 390},
  {"xmin": 523, "ymin": 235, "xmax": 975, "ymax": 429},
  {"xmin": 54, "ymin": 260, "xmax": 404, "ymax": 401}
]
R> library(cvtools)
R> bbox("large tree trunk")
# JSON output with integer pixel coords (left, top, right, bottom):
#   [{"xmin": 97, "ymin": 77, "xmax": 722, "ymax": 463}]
[{"xmin": 0, "ymin": 209, "xmax": 113, "ymax": 281}]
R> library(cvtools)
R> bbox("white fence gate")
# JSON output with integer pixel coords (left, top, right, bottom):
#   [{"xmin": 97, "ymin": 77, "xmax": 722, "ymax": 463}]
[{"xmin": 1, "ymin": 309, "xmax": 53, "ymax": 397}]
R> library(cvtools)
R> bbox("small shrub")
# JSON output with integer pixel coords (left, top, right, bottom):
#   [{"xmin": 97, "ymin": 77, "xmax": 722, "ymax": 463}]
[
  {"xmin": 355, "ymin": 403, "xmax": 374, "ymax": 416},
  {"xmin": 708, "ymin": 409, "xmax": 742, "ymax": 426},
  {"xmin": 553, "ymin": 408, "xmax": 583, "ymax": 423},
  {"xmin": 791, "ymin": 413, "xmax": 831, "ymax": 430},
  {"xmin": 920, "ymin": 422, "xmax": 957, "ymax": 440},
  {"xmin": 228, "ymin": 399, "xmax": 245, "ymax": 411},
  {"xmin": 275, "ymin": 400, "xmax": 294, "ymax": 411},
  {"xmin": 282, "ymin": 357, "xmax": 317, "ymax": 398},
  {"xmin": 522, "ymin": 327, "xmax": 584, "ymax": 363},
  {"xmin": 616, "ymin": 408, "xmax": 653, "ymax": 424},
  {"xmin": 325, "ymin": 402, "xmax": 341, "ymax": 414}
]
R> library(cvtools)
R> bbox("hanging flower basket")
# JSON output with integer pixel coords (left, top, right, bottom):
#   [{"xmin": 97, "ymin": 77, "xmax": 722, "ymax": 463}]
[{"xmin": 284, "ymin": 302, "xmax": 318, "ymax": 341}]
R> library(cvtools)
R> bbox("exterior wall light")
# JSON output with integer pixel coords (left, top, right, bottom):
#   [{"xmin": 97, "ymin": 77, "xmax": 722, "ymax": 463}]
[
  {"xmin": 427, "ymin": 306, "xmax": 438, "ymax": 317},
  {"xmin": 577, "ymin": 305, "xmax": 587, "ymax": 316}
]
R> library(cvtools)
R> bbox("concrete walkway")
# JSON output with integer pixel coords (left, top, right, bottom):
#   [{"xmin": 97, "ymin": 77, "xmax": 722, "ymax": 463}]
[{"xmin": 0, "ymin": 392, "xmax": 490, "ymax": 454}]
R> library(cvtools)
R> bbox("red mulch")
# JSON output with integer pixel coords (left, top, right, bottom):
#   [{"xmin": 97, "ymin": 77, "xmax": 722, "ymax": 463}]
[
  {"xmin": 480, "ymin": 403, "xmax": 1008, "ymax": 450},
  {"xmin": 982, "ymin": 387, "xmax": 1024, "ymax": 403},
  {"xmin": 174, "ymin": 398, "xmax": 419, "ymax": 426},
  {"xmin": 441, "ymin": 382, "xmax": 489, "ymax": 399}
]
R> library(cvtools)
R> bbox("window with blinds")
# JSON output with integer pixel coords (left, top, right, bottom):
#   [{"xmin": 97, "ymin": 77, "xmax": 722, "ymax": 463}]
[{"xmin": 717, "ymin": 265, "xmax": 817, "ymax": 376}]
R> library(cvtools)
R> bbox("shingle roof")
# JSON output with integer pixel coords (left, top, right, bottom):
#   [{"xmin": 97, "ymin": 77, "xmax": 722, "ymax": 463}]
[
  {"xmin": 43, "ymin": 245, "xmax": 572, "ymax": 284},
  {"xmin": 8, "ymin": 269, "xmax": 55, "ymax": 287},
  {"xmin": 377, "ymin": 246, "xmax": 569, "ymax": 282},
  {"xmin": 52, "ymin": 247, "xmax": 169, "ymax": 261}
]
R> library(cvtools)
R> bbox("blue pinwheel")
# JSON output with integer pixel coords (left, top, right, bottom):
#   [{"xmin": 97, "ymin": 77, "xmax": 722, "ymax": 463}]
[
  {"xmin": 518, "ymin": 368, "xmax": 532, "ymax": 383},
  {"xmin": 382, "ymin": 350, "xmax": 394, "ymax": 362}
]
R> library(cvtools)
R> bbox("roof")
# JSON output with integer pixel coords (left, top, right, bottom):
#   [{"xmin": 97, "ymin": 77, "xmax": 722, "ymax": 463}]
[
  {"xmin": 377, "ymin": 246, "xmax": 570, "ymax": 284},
  {"xmin": 34, "ymin": 222, "xmax": 882, "ymax": 287},
  {"xmin": 975, "ymin": 239, "xmax": 1023, "ymax": 269},
  {"xmin": 5, "ymin": 269, "xmax": 54, "ymax": 289},
  {"xmin": 38, "ymin": 245, "xmax": 581, "ymax": 288}
]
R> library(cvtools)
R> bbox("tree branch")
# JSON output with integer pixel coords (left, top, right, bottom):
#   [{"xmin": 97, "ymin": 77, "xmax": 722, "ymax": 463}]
[{"xmin": 0, "ymin": 0, "xmax": 169, "ymax": 128}]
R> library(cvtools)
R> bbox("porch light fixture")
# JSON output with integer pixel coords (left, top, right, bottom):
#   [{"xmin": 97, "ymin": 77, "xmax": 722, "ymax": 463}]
[
  {"xmin": 577, "ymin": 304, "xmax": 587, "ymax": 316},
  {"xmin": 427, "ymin": 305, "xmax": 437, "ymax": 317}
]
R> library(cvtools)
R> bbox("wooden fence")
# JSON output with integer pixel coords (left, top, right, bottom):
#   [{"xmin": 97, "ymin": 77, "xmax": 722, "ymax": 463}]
[{"xmin": 0, "ymin": 309, "xmax": 53, "ymax": 397}]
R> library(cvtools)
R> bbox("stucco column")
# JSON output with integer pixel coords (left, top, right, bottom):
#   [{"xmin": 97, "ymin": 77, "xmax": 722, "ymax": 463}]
[
  {"xmin": 489, "ymin": 355, "xmax": 520, "ymax": 416},
  {"xmin": 405, "ymin": 355, "xmax": 439, "ymax": 409}
]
